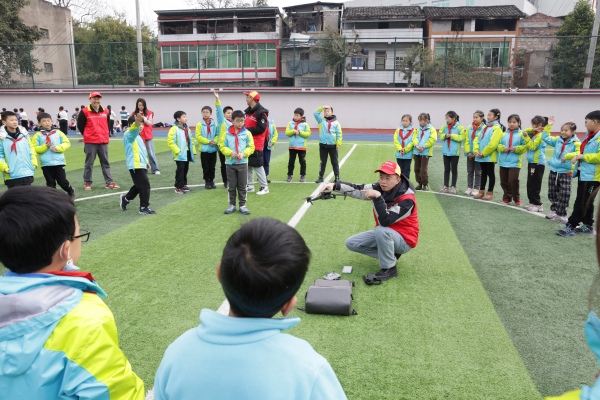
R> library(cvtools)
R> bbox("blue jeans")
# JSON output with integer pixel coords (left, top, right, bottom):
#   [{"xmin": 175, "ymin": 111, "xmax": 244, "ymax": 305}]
[
  {"xmin": 145, "ymin": 139, "xmax": 159, "ymax": 173},
  {"xmin": 346, "ymin": 226, "xmax": 411, "ymax": 269}
]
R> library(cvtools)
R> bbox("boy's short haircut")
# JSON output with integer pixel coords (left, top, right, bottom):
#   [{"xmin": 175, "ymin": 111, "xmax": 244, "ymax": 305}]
[
  {"xmin": 294, "ymin": 108, "xmax": 304, "ymax": 116},
  {"xmin": 128, "ymin": 115, "xmax": 136, "ymax": 125},
  {"xmin": 1, "ymin": 111, "xmax": 16, "ymax": 121},
  {"xmin": 231, "ymin": 110, "xmax": 245, "ymax": 121},
  {"xmin": 59, "ymin": 106, "xmax": 64, "ymax": 111},
  {"xmin": 220, "ymin": 218, "xmax": 311, "ymax": 318},
  {"xmin": 173, "ymin": 111, "xmax": 186, "ymax": 121},
  {"xmin": 19, "ymin": 108, "xmax": 23, "ymax": 112},
  {"xmin": 121, "ymin": 106, "xmax": 126, "ymax": 110},
  {"xmin": 586, "ymin": 110, "xmax": 600, "ymax": 122},
  {"xmin": 37, "ymin": 112, "xmax": 52, "ymax": 122},
  {"xmin": 13, "ymin": 108, "xmax": 18, "ymax": 113},
  {"xmin": 201, "ymin": 106, "xmax": 212, "ymax": 113},
  {"xmin": 0, "ymin": 186, "xmax": 76, "ymax": 274},
  {"xmin": 223, "ymin": 106, "xmax": 233, "ymax": 114}
]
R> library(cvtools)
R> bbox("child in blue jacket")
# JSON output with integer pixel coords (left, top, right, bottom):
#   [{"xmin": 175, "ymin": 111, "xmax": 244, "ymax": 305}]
[
  {"xmin": 412, "ymin": 113, "xmax": 437, "ymax": 191},
  {"xmin": 314, "ymin": 105, "xmax": 342, "ymax": 183},
  {"xmin": 523, "ymin": 115, "xmax": 549, "ymax": 212},
  {"xmin": 196, "ymin": 105, "xmax": 220, "ymax": 190},
  {"xmin": 542, "ymin": 120, "xmax": 580, "ymax": 224},
  {"xmin": 0, "ymin": 111, "xmax": 37, "ymax": 188},
  {"xmin": 439, "ymin": 111, "xmax": 464, "ymax": 194},
  {"xmin": 32, "ymin": 112, "xmax": 74, "ymax": 199},
  {"xmin": 168, "ymin": 111, "xmax": 196, "ymax": 195},
  {"xmin": 154, "ymin": 218, "xmax": 346, "ymax": 400},
  {"xmin": 393, "ymin": 114, "xmax": 415, "ymax": 180},
  {"xmin": 497, "ymin": 114, "xmax": 528, "ymax": 205},
  {"xmin": 286, "ymin": 107, "xmax": 311, "ymax": 182},
  {"xmin": 464, "ymin": 110, "xmax": 485, "ymax": 196},
  {"xmin": 263, "ymin": 118, "xmax": 278, "ymax": 182}
]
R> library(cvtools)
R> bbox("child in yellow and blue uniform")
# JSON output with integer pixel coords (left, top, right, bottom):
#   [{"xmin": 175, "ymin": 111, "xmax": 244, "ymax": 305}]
[
  {"xmin": 412, "ymin": 113, "xmax": 437, "ymax": 191},
  {"xmin": 523, "ymin": 115, "xmax": 550, "ymax": 212},
  {"xmin": 557, "ymin": 110, "xmax": 600, "ymax": 236},
  {"xmin": 0, "ymin": 185, "xmax": 144, "ymax": 400},
  {"xmin": 497, "ymin": 114, "xmax": 529, "ymax": 205},
  {"xmin": 120, "ymin": 113, "xmax": 156, "ymax": 215},
  {"xmin": 215, "ymin": 91, "xmax": 233, "ymax": 189},
  {"xmin": 286, "ymin": 107, "xmax": 311, "ymax": 182},
  {"xmin": 473, "ymin": 108, "xmax": 504, "ymax": 201},
  {"xmin": 0, "ymin": 111, "xmax": 37, "ymax": 188},
  {"xmin": 439, "ymin": 111, "xmax": 465, "ymax": 194},
  {"xmin": 314, "ymin": 105, "xmax": 342, "ymax": 183},
  {"xmin": 393, "ymin": 114, "xmax": 415, "ymax": 180},
  {"xmin": 32, "ymin": 112, "xmax": 74, "ymax": 199},
  {"xmin": 263, "ymin": 118, "xmax": 278, "ymax": 182},
  {"xmin": 463, "ymin": 110, "xmax": 486, "ymax": 195},
  {"xmin": 196, "ymin": 105, "xmax": 220, "ymax": 190},
  {"xmin": 542, "ymin": 120, "xmax": 580, "ymax": 224},
  {"xmin": 168, "ymin": 111, "xmax": 196, "ymax": 195}
]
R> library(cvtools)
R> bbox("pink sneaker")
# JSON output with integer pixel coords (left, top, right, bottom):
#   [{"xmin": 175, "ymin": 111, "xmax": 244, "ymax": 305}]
[
  {"xmin": 105, "ymin": 182, "xmax": 120, "ymax": 189},
  {"xmin": 84, "ymin": 183, "xmax": 91, "ymax": 191}
]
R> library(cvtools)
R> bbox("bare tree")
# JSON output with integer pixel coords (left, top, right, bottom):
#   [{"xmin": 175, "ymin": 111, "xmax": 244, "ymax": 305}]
[
  {"xmin": 53, "ymin": 0, "xmax": 106, "ymax": 23},
  {"xmin": 186, "ymin": 0, "xmax": 251, "ymax": 8}
]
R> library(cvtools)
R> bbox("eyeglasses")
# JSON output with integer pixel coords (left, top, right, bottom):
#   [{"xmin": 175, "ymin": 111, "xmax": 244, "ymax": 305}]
[{"xmin": 69, "ymin": 229, "xmax": 90, "ymax": 242}]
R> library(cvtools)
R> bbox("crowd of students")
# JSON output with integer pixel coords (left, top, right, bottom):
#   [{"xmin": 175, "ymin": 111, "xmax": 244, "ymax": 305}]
[{"xmin": 393, "ymin": 108, "xmax": 600, "ymax": 237}]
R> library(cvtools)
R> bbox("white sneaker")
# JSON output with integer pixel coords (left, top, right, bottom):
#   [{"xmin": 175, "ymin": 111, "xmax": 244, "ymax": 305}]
[
  {"xmin": 257, "ymin": 186, "xmax": 269, "ymax": 195},
  {"xmin": 524, "ymin": 204, "xmax": 535, "ymax": 211},
  {"xmin": 246, "ymin": 186, "xmax": 255, "ymax": 192},
  {"xmin": 553, "ymin": 215, "xmax": 568, "ymax": 224},
  {"xmin": 448, "ymin": 186, "xmax": 457, "ymax": 194},
  {"xmin": 464, "ymin": 188, "xmax": 472, "ymax": 195},
  {"xmin": 546, "ymin": 211, "xmax": 557, "ymax": 220},
  {"xmin": 154, "ymin": 171, "xmax": 161, "ymax": 175},
  {"xmin": 529, "ymin": 205, "xmax": 543, "ymax": 212},
  {"xmin": 470, "ymin": 188, "xmax": 479, "ymax": 196},
  {"xmin": 439, "ymin": 186, "xmax": 448, "ymax": 193}
]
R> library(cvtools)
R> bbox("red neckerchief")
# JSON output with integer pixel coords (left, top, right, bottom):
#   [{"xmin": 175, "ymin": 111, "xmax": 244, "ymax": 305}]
[
  {"xmin": 294, "ymin": 117, "xmax": 306, "ymax": 137},
  {"xmin": 481, "ymin": 124, "xmax": 493, "ymax": 140},
  {"xmin": 507, "ymin": 129, "xmax": 515, "ymax": 148},
  {"xmin": 400, "ymin": 128, "xmax": 414, "ymax": 147},
  {"xmin": 471, "ymin": 123, "xmax": 481, "ymax": 140},
  {"xmin": 182, "ymin": 126, "xmax": 189, "ymax": 142},
  {"xmin": 46, "ymin": 270, "xmax": 96, "ymax": 282},
  {"xmin": 419, "ymin": 126, "xmax": 427, "ymax": 140},
  {"xmin": 7, "ymin": 137, "xmax": 23, "ymax": 154},
  {"xmin": 228, "ymin": 125, "xmax": 241, "ymax": 153},
  {"xmin": 325, "ymin": 116, "xmax": 335, "ymax": 133},
  {"xmin": 42, "ymin": 130, "xmax": 57, "ymax": 145},
  {"xmin": 204, "ymin": 118, "xmax": 212, "ymax": 134},
  {"xmin": 446, "ymin": 123, "xmax": 455, "ymax": 147},
  {"xmin": 581, "ymin": 130, "xmax": 599, "ymax": 154},
  {"xmin": 558, "ymin": 137, "xmax": 568, "ymax": 156}
]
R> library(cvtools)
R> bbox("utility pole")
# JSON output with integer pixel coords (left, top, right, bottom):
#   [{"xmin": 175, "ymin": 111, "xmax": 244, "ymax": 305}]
[
  {"xmin": 583, "ymin": 0, "xmax": 600, "ymax": 88},
  {"xmin": 136, "ymin": 0, "xmax": 145, "ymax": 87}
]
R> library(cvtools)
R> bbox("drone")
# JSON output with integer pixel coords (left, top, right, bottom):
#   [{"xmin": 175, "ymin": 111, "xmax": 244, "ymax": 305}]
[{"xmin": 305, "ymin": 190, "xmax": 347, "ymax": 204}]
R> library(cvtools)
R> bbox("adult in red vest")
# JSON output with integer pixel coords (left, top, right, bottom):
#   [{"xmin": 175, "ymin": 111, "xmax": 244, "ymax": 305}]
[
  {"xmin": 133, "ymin": 98, "xmax": 160, "ymax": 175},
  {"xmin": 321, "ymin": 161, "xmax": 419, "ymax": 285},
  {"xmin": 243, "ymin": 91, "xmax": 269, "ymax": 195},
  {"xmin": 77, "ymin": 91, "xmax": 120, "ymax": 190}
]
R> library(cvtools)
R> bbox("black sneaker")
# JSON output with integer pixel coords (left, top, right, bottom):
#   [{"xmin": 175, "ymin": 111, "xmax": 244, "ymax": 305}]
[
  {"xmin": 315, "ymin": 177, "xmax": 324, "ymax": 183},
  {"xmin": 182, "ymin": 186, "xmax": 191, "ymax": 192},
  {"xmin": 267, "ymin": 179, "xmax": 271, "ymax": 184},
  {"xmin": 120, "ymin": 194, "xmax": 129, "ymax": 211},
  {"xmin": 210, "ymin": 181, "xmax": 217, "ymax": 189},
  {"xmin": 204, "ymin": 181, "xmax": 210, "ymax": 189},
  {"xmin": 139, "ymin": 207, "xmax": 156, "ymax": 215},
  {"xmin": 223, "ymin": 182, "xmax": 228, "ymax": 189},
  {"xmin": 415, "ymin": 185, "xmax": 423, "ymax": 190},
  {"xmin": 374, "ymin": 266, "xmax": 398, "ymax": 281}
]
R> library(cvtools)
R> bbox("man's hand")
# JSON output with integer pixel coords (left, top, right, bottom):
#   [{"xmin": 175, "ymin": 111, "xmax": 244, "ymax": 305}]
[
  {"xmin": 134, "ymin": 112, "xmax": 144, "ymax": 125},
  {"xmin": 320, "ymin": 183, "xmax": 335, "ymax": 192},
  {"xmin": 361, "ymin": 189, "xmax": 381, "ymax": 200}
]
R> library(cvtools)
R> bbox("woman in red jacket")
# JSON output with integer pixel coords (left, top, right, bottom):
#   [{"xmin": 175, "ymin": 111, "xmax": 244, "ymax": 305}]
[{"xmin": 134, "ymin": 98, "xmax": 160, "ymax": 175}]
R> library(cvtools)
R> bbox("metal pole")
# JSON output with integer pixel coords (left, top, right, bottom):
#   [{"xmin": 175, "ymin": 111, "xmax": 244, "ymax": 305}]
[
  {"xmin": 135, "ymin": 0, "xmax": 145, "ymax": 87},
  {"xmin": 254, "ymin": 44, "xmax": 259, "ymax": 86},
  {"xmin": 197, "ymin": 43, "xmax": 201, "ymax": 86},
  {"xmin": 152, "ymin": 41, "xmax": 157, "ymax": 87},
  {"xmin": 69, "ymin": 43, "xmax": 75, "ymax": 89},
  {"xmin": 393, "ymin": 37, "xmax": 397, "ymax": 86},
  {"xmin": 500, "ymin": 36, "xmax": 506, "ymax": 88},
  {"xmin": 109, "ymin": 43, "xmax": 115, "ymax": 88},
  {"xmin": 560, "ymin": 36, "xmax": 568, "ymax": 89},
  {"xmin": 28, "ymin": 45, "xmax": 35, "ymax": 89},
  {"xmin": 293, "ymin": 38, "xmax": 296, "ymax": 87},
  {"xmin": 69, "ymin": 19, "xmax": 78, "ymax": 86},
  {"xmin": 241, "ymin": 39, "xmax": 244, "ymax": 87},
  {"xmin": 443, "ymin": 37, "xmax": 448, "ymax": 88},
  {"xmin": 584, "ymin": 0, "xmax": 600, "ymax": 88},
  {"xmin": 342, "ymin": 38, "xmax": 346, "ymax": 87}
]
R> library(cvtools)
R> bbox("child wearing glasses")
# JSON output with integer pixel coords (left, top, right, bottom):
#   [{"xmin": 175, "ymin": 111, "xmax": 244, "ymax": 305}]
[{"xmin": 0, "ymin": 186, "xmax": 144, "ymax": 399}]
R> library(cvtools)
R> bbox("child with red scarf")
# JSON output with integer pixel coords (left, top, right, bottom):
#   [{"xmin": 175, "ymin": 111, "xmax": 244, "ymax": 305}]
[
  {"xmin": 167, "ymin": 111, "xmax": 196, "ymax": 195},
  {"xmin": 463, "ymin": 111, "xmax": 485, "ymax": 196},
  {"xmin": 393, "ymin": 114, "xmax": 416, "ymax": 180},
  {"xmin": 439, "ymin": 111, "xmax": 465, "ymax": 194},
  {"xmin": 557, "ymin": 110, "xmax": 600, "ymax": 236},
  {"xmin": 196, "ymin": 105, "xmax": 220, "ymax": 189},
  {"xmin": 0, "ymin": 111, "xmax": 37, "ymax": 188},
  {"xmin": 285, "ymin": 107, "xmax": 311, "ymax": 182}
]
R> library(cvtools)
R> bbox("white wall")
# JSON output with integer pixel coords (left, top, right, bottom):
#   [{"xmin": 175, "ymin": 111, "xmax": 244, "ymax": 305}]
[{"xmin": 2, "ymin": 88, "xmax": 599, "ymax": 130}]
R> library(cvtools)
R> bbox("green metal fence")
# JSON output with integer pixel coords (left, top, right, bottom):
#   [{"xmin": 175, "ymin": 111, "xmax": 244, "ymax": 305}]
[{"xmin": 1, "ymin": 35, "xmax": 599, "ymax": 90}]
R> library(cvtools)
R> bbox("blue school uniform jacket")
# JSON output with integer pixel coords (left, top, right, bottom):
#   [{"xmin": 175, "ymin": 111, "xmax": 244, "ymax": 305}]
[
  {"xmin": 541, "ymin": 131, "xmax": 581, "ymax": 174},
  {"xmin": 393, "ymin": 125, "xmax": 416, "ymax": 160},
  {"xmin": 285, "ymin": 118, "xmax": 311, "ymax": 151},
  {"xmin": 123, "ymin": 122, "xmax": 148, "ymax": 170},
  {"xmin": 464, "ymin": 123, "xmax": 485, "ymax": 156},
  {"xmin": 497, "ymin": 129, "xmax": 528, "ymax": 168},
  {"xmin": 314, "ymin": 107, "xmax": 342, "ymax": 146},
  {"xmin": 154, "ymin": 309, "xmax": 347, "ymax": 400},
  {"xmin": 0, "ymin": 125, "xmax": 37, "ymax": 181},
  {"xmin": 167, "ymin": 124, "xmax": 196, "ymax": 162},
  {"xmin": 196, "ymin": 118, "xmax": 220, "ymax": 153},
  {"xmin": 266, "ymin": 119, "xmax": 278, "ymax": 151},
  {"xmin": 218, "ymin": 125, "xmax": 255, "ymax": 165},
  {"xmin": 473, "ymin": 121, "xmax": 503, "ymax": 163},
  {"xmin": 32, "ymin": 129, "xmax": 71, "ymax": 167},
  {"xmin": 412, "ymin": 123, "xmax": 437, "ymax": 157},
  {"xmin": 439, "ymin": 123, "xmax": 465, "ymax": 156},
  {"xmin": 524, "ymin": 125, "xmax": 549, "ymax": 165},
  {"xmin": 576, "ymin": 130, "xmax": 600, "ymax": 181}
]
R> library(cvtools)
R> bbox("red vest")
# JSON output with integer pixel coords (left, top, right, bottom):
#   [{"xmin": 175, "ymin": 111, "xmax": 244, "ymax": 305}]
[
  {"xmin": 373, "ymin": 193, "xmax": 419, "ymax": 248},
  {"xmin": 136, "ymin": 110, "xmax": 154, "ymax": 141},
  {"xmin": 81, "ymin": 106, "xmax": 109, "ymax": 144},
  {"xmin": 244, "ymin": 112, "xmax": 268, "ymax": 151}
]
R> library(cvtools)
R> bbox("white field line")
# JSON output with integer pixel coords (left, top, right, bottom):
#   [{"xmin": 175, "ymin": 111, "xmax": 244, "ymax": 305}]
[{"xmin": 218, "ymin": 143, "xmax": 359, "ymax": 316}]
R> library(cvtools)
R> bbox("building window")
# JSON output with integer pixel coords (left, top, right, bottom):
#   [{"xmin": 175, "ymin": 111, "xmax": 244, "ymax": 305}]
[
  {"xmin": 451, "ymin": 20, "xmax": 464, "ymax": 31},
  {"xmin": 375, "ymin": 51, "xmax": 386, "ymax": 70},
  {"xmin": 378, "ymin": 22, "xmax": 389, "ymax": 29},
  {"xmin": 432, "ymin": 0, "xmax": 450, "ymax": 6},
  {"xmin": 161, "ymin": 21, "xmax": 193, "ymax": 35},
  {"xmin": 466, "ymin": 0, "xmax": 474, "ymax": 5},
  {"xmin": 543, "ymin": 57, "xmax": 552, "ymax": 77},
  {"xmin": 44, "ymin": 63, "xmax": 53, "ymax": 73},
  {"xmin": 434, "ymin": 41, "xmax": 509, "ymax": 68},
  {"xmin": 395, "ymin": 56, "xmax": 404, "ymax": 70},
  {"xmin": 161, "ymin": 45, "xmax": 198, "ymax": 69},
  {"xmin": 300, "ymin": 51, "xmax": 310, "ymax": 61},
  {"xmin": 350, "ymin": 49, "xmax": 368, "ymax": 69},
  {"xmin": 161, "ymin": 43, "xmax": 276, "ymax": 70},
  {"xmin": 40, "ymin": 28, "xmax": 49, "ymax": 38}
]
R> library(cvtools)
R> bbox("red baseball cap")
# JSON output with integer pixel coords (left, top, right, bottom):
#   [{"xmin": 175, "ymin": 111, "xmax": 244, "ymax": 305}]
[
  {"xmin": 374, "ymin": 161, "xmax": 401, "ymax": 176},
  {"xmin": 89, "ymin": 91, "xmax": 102, "ymax": 98},
  {"xmin": 243, "ymin": 91, "xmax": 260, "ymax": 101}
]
